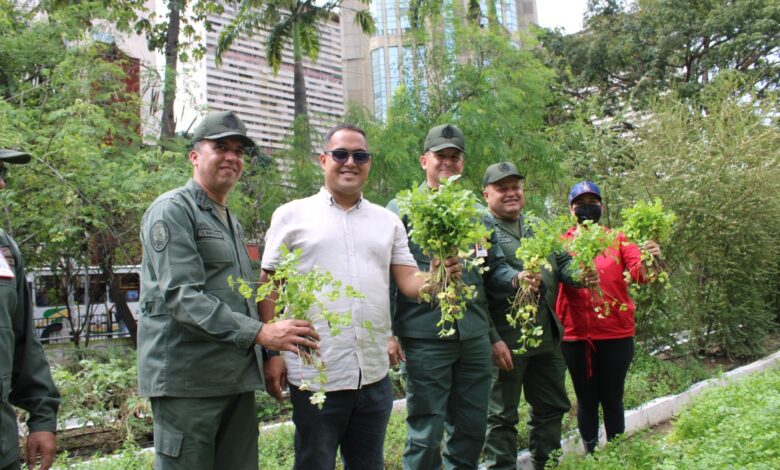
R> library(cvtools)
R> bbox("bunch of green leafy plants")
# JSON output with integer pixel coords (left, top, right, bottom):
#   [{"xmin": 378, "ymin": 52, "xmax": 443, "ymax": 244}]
[
  {"xmin": 229, "ymin": 245, "xmax": 364, "ymax": 408},
  {"xmin": 563, "ymin": 220, "xmax": 620, "ymax": 317},
  {"xmin": 510, "ymin": 215, "xmax": 570, "ymax": 354},
  {"xmin": 49, "ymin": 349, "xmax": 151, "ymax": 444},
  {"xmin": 396, "ymin": 175, "xmax": 492, "ymax": 336},
  {"xmin": 556, "ymin": 368, "xmax": 780, "ymax": 469},
  {"xmin": 619, "ymin": 198, "xmax": 676, "ymax": 283}
]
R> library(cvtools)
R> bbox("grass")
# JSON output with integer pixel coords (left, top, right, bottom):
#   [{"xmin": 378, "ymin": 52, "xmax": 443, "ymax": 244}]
[
  {"xmin": 49, "ymin": 351, "xmax": 769, "ymax": 468},
  {"xmin": 555, "ymin": 367, "xmax": 780, "ymax": 469}
]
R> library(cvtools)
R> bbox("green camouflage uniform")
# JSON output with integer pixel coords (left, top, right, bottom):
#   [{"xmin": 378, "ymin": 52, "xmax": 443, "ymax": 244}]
[
  {"xmin": 388, "ymin": 190, "xmax": 518, "ymax": 470},
  {"xmin": 483, "ymin": 213, "xmax": 573, "ymax": 470},
  {"xmin": 138, "ymin": 178, "xmax": 264, "ymax": 470},
  {"xmin": 0, "ymin": 229, "xmax": 59, "ymax": 469}
]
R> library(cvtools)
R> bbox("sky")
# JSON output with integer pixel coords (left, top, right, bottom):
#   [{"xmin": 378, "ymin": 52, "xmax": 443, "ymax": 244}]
[{"xmin": 536, "ymin": 0, "xmax": 588, "ymax": 34}]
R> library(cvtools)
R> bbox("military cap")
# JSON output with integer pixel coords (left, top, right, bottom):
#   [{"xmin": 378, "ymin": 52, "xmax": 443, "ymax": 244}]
[
  {"xmin": 483, "ymin": 161, "xmax": 524, "ymax": 187},
  {"xmin": 424, "ymin": 124, "xmax": 465, "ymax": 153},
  {"xmin": 568, "ymin": 181, "xmax": 602, "ymax": 204},
  {"xmin": 191, "ymin": 111, "xmax": 256, "ymax": 148},
  {"xmin": 0, "ymin": 148, "xmax": 31, "ymax": 164}
]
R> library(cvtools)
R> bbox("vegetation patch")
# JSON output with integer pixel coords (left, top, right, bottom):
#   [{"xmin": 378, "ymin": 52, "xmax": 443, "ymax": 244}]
[{"xmin": 556, "ymin": 367, "xmax": 780, "ymax": 469}]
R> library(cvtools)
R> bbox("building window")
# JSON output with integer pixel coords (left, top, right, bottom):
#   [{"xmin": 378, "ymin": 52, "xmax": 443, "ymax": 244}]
[
  {"xmin": 399, "ymin": 0, "xmax": 410, "ymax": 31},
  {"xmin": 386, "ymin": 0, "xmax": 398, "ymax": 34},
  {"xmin": 372, "ymin": 48, "xmax": 387, "ymax": 119},
  {"xmin": 504, "ymin": 0, "xmax": 518, "ymax": 31},
  {"xmin": 371, "ymin": 0, "xmax": 384, "ymax": 36},
  {"xmin": 388, "ymin": 46, "xmax": 400, "ymax": 96}
]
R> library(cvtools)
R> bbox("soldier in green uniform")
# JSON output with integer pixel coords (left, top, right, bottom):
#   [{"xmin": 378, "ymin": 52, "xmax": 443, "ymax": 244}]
[
  {"xmin": 387, "ymin": 125, "xmax": 520, "ymax": 470},
  {"xmin": 138, "ymin": 111, "xmax": 319, "ymax": 470},
  {"xmin": 480, "ymin": 162, "xmax": 580, "ymax": 470},
  {"xmin": 0, "ymin": 148, "xmax": 60, "ymax": 470}
]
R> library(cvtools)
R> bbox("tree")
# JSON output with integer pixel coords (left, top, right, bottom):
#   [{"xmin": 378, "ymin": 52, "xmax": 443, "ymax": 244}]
[
  {"xmin": 133, "ymin": 0, "xmax": 224, "ymax": 142},
  {"xmin": 552, "ymin": 76, "xmax": 780, "ymax": 357},
  {"xmin": 350, "ymin": 11, "xmax": 562, "ymax": 208},
  {"xmin": 539, "ymin": 0, "xmax": 780, "ymax": 114},
  {"xmin": 0, "ymin": 1, "xmax": 188, "ymax": 349},
  {"xmin": 215, "ymin": 0, "xmax": 375, "ymax": 152}
]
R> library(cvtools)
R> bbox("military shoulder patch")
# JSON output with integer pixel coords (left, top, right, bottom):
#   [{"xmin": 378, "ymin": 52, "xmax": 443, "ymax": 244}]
[{"xmin": 150, "ymin": 220, "xmax": 170, "ymax": 252}]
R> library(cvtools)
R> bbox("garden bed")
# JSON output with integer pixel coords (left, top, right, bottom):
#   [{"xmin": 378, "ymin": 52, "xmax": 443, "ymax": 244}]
[{"xmin": 40, "ymin": 333, "xmax": 779, "ymax": 468}]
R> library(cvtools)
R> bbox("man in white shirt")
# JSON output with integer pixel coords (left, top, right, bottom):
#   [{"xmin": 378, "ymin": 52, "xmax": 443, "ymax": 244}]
[{"xmin": 260, "ymin": 124, "xmax": 458, "ymax": 470}]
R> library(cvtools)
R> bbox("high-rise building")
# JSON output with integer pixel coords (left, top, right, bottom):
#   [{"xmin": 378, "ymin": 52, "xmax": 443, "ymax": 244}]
[
  {"xmin": 341, "ymin": 0, "xmax": 537, "ymax": 118},
  {"xmin": 119, "ymin": 2, "xmax": 345, "ymax": 154}
]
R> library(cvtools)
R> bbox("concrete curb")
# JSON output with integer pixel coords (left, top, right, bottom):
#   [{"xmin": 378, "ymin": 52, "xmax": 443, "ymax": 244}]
[{"xmin": 513, "ymin": 349, "xmax": 780, "ymax": 469}]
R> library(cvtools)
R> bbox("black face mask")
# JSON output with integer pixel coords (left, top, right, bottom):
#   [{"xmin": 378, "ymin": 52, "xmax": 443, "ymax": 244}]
[{"xmin": 574, "ymin": 204, "xmax": 602, "ymax": 224}]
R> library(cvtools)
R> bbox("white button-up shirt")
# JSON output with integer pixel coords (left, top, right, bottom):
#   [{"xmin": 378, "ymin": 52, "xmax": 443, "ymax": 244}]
[{"xmin": 261, "ymin": 187, "xmax": 417, "ymax": 391}]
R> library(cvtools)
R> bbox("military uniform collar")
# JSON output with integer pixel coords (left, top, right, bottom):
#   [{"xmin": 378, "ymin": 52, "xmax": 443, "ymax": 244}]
[
  {"xmin": 186, "ymin": 179, "xmax": 210, "ymax": 208},
  {"xmin": 492, "ymin": 212, "xmax": 525, "ymax": 239},
  {"xmin": 318, "ymin": 186, "xmax": 364, "ymax": 210},
  {"xmin": 186, "ymin": 179, "xmax": 230, "ymax": 210}
]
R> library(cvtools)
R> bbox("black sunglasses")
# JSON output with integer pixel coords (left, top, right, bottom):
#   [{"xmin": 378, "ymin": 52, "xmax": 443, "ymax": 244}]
[{"xmin": 325, "ymin": 150, "xmax": 372, "ymax": 165}]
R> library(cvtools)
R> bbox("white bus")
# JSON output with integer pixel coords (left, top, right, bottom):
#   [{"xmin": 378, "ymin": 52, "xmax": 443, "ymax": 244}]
[{"xmin": 26, "ymin": 265, "xmax": 141, "ymax": 342}]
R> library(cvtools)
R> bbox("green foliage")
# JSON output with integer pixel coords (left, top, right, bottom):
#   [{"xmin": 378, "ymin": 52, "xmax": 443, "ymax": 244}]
[
  {"xmin": 510, "ymin": 215, "xmax": 571, "ymax": 354},
  {"xmin": 617, "ymin": 89, "xmax": 780, "ymax": 357},
  {"xmin": 622, "ymin": 354, "xmax": 710, "ymax": 409},
  {"xmin": 54, "ymin": 442, "xmax": 155, "ymax": 469},
  {"xmin": 563, "ymin": 221, "xmax": 618, "ymax": 282},
  {"xmin": 557, "ymin": 368, "xmax": 780, "ymax": 469},
  {"xmin": 562, "ymin": 221, "xmax": 621, "ymax": 317},
  {"xmin": 230, "ymin": 245, "xmax": 364, "ymax": 407},
  {"xmin": 354, "ymin": 17, "xmax": 562, "ymax": 208},
  {"xmin": 51, "ymin": 348, "xmax": 150, "ymax": 442},
  {"xmin": 540, "ymin": 0, "xmax": 780, "ymax": 114},
  {"xmin": 0, "ymin": 0, "xmax": 190, "ymax": 346},
  {"xmin": 667, "ymin": 370, "xmax": 780, "ymax": 467},
  {"xmin": 620, "ymin": 198, "xmax": 676, "ymax": 285},
  {"xmin": 396, "ymin": 176, "xmax": 491, "ymax": 336},
  {"xmin": 620, "ymin": 198, "xmax": 676, "ymax": 245}
]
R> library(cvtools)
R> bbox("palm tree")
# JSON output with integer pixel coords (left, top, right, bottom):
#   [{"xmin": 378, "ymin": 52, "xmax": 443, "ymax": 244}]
[{"xmin": 215, "ymin": 0, "xmax": 374, "ymax": 151}]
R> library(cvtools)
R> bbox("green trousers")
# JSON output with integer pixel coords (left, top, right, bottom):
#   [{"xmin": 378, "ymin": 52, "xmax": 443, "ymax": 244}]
[
  {"xmin": 151, "ymin": 392, "xmax": 258, "ymax": 470},
  {"xmin": 0, "ymin": 460, "xmax": 19, "ymax": 470},
  {"xmin": 400, "ymin": 335, "xmax": 492, "ymax": 470},
  {"xmin": 483, "ymin": 345, "xmax": 570, "ymax": 470}
]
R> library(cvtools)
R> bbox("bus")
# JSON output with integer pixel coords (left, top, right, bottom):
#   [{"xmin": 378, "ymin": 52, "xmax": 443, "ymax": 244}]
[{"xmin": 26, "ymin": 265, "xmax": 141, "ymax": 343}]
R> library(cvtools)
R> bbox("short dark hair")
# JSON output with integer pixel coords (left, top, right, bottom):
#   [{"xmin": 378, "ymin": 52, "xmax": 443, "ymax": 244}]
[{"xmin": 324, "ymin": 124, "xmax": 367, "ymax": 148}]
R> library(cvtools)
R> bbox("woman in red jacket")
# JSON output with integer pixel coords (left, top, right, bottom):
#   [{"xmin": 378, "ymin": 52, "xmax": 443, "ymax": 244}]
[{"xmin": 556, "ymin": 181, "xmax": 662, "ymax": 453}]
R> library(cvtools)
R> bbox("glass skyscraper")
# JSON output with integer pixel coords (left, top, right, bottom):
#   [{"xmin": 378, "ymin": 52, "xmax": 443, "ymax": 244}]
[{"xmin": 342, "ymin": 0, "xmax": 538, "ymax": 119}]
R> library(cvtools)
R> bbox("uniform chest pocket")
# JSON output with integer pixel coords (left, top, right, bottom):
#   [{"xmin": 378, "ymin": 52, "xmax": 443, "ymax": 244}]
[
  {"xmin": 196, "ymin": 228, "xmax": 233, "ymax": 263},
  {"xmin": 0, "ymin": 279, "xmax": 15, "ymax": 328}
]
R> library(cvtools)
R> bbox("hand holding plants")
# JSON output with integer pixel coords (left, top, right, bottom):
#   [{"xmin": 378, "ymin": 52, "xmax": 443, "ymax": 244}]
[
  {"xmin": 510, "ymin": 215, "xmax": 569, "ymax": 354},
  {"xmin": 619, "ymin": 198, "xmax": 675, "ymax": 282},
  {"xmin": 257, "ymin": 320, "xmax": 320, "ymax": 355},
  {"xmin": 230, "ymin": 245, "xmax": 365, "ymax": 407},
  {"xmin": 397, "ymin": 175, "xmax": 491, "ymax": 336}
]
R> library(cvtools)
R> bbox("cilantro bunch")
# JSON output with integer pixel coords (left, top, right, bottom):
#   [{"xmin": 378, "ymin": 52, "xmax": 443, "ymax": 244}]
[
  {"xmin": 619, "ymin": 198, "xmax": 676, "ymax": 283},
  {"xmin": 229, "ymin": 245, "xmax": 364, "ymax": 408},
  {"xmin": 620, "ymin": 198, "xmax": 676, "ymax": 244},
  {"xmin": 396, "ymin": 175, "xmax": 492, "ymax": 336},
  {"xmin": 510, "ymin": 215, "xmax": 570, "ymax": 354},
  {"xmin": 563, "ymin": 220, "xmax": 621, "ymax": 317}
]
